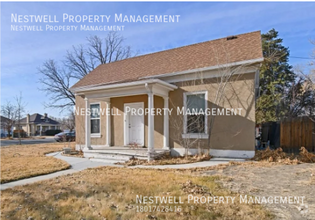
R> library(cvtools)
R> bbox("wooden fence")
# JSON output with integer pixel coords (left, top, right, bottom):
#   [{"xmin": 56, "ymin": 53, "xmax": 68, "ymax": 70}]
[{"xmin": 280, "ymin": 117, "xmax": 315, "ymax": 152}]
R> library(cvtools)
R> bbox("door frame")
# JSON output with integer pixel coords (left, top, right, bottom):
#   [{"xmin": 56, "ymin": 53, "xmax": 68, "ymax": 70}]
[{"xmin": 124, "ymin": 102, "xmax": 145, "ymax": 146}]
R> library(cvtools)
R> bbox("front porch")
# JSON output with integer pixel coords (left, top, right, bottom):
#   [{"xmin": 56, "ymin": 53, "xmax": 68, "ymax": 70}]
[{"xmin": 75, "ymin": 79, "xmax": 177, "ymax": 161}]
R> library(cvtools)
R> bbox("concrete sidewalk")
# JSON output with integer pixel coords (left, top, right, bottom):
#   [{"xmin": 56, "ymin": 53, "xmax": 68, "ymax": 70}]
[{"xmin": 0, "ymin": 152, "xmax": 244, "ymax": 190}]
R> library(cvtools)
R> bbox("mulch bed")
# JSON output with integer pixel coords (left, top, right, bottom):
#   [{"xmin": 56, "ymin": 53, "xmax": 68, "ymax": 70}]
[
  {"xmin": 116, "ymin": 154, "xmax": 212, "ymax": 166},
  {"xmin": 252, "ymin": 147, "xmax": 315, "ymax": 164}
]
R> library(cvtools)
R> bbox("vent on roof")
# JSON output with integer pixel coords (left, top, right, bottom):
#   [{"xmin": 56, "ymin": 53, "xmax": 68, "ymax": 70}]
[{"xmin": 226, "ymin": 36, "xmax": 238, "ymax": 41}]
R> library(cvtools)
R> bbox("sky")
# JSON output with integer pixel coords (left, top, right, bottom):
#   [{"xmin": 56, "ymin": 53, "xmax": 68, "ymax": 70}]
[{"xmin": 1, "ymin": 2, "xmax": 315, "ymax": 118}]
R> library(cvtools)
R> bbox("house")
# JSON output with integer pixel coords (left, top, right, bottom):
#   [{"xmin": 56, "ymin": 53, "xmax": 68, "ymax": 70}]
[
  {"xmin": 0, "ymin": 115, "xmax": 13, "ymax": 137},
  {"xmin": 15, "ymin": 113, "xmax": 61, "ymax": 136},
  {"xmin": 71, "ymin": 31, "xmax": 263, "ymax": 159}
]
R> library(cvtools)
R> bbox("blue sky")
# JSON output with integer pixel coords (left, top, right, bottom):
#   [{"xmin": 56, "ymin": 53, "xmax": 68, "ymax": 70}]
[{"xmin": 1, "ymin": 2, "xmax": 315, "ymax": 118}]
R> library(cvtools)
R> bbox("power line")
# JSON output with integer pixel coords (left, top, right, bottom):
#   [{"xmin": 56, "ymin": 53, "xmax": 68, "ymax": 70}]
[{"xmin": 290, "ymin": 56, "xmax": 313, "ymax": 60}]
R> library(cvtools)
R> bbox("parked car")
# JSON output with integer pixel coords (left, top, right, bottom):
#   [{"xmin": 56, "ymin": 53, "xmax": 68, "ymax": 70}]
[{"xmin": 54, "ymin": 132, "xmax": 75, "ymax": 142}]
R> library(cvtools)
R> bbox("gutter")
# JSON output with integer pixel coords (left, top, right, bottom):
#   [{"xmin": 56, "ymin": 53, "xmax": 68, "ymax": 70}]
[
  {"xmin": 71, "ymin": 78, "xmax": 178, "ymax": 93},
  {"xmin": 139, "ymin": 58, "xmax": 264, "ymax": 80}
]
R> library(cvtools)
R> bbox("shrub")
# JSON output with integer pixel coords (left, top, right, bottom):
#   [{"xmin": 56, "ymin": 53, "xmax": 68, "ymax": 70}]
[{"xmin": 13, "ymin": 130, "xmax": 26, "ymax": 138}]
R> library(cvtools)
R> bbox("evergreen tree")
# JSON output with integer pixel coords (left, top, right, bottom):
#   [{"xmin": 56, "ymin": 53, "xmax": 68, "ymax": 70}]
[{"xmin": 256, "ymin": 29, "xmax": 296, "ymax": 124}]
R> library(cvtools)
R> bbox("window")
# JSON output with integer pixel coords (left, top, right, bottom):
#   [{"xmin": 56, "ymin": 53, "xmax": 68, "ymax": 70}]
[
  {"xmin": 184, "ymin": 92, "xmax": 207, "ymax": 135},
  {"xmin": 90, "ymin": 103, "xmax": 100, "ymax": 134}
]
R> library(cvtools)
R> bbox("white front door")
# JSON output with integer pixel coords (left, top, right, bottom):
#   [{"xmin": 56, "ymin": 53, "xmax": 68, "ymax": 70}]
[{"xmin": 124, "ymin": 102, "xmax": 144, "ymax": 146}]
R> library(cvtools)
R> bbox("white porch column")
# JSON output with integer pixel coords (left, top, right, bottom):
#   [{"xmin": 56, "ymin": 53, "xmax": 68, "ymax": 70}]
[
  {"xmin": 106, "ymin": 101, "xmax": 111, "ymax": 146},
  {"xmin": 148, "ymin": 93, "xmax": 155, "ymax": 156},
  {"xmin": 40, "ymin": 124, "xmax": 42, "ymax": 136},
  {"xmin": 163, "ymin": 96, "xmax": 170, "ymax": 149},
  {"xmin": 85, "ymin": 97, "xmax": 91, "ymax": 150}
]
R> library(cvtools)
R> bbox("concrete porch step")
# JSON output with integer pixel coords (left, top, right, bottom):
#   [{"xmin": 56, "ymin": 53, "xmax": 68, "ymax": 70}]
[
  {"xmin": 83, "ymin": 148, "xmax": 170, "ymax": 162},
  {"xmin": 84, "ymin": 151, "xmax": 145, "ymax": 161},
  {"xmin": 89, "ymin": 158, "xmax": 128, "ymax": 164}
]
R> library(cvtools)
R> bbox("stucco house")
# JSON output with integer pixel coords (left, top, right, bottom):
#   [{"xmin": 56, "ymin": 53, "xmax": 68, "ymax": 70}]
[
  {"xmin": 16, "ymin": 113, "xmax": 61, "ymax": 136},
  {"xmin": 71, "ymin": 31, "xmax": 263, "ymax": 159}
]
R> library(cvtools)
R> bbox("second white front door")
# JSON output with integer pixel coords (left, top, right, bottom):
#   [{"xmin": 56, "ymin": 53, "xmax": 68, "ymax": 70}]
[{"xmin": 124, "ymin": 102, "xmax": 144, "ymax": 146}]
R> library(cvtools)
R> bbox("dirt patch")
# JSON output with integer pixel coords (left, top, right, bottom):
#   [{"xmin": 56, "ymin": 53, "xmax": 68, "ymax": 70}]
[
  {"xmin": 200, "ymin": 162, "xmax": 315, "ymax": 220},
  {"xmin": 61, "ymin": 151, "xmax": 84, "ymax": 158}
]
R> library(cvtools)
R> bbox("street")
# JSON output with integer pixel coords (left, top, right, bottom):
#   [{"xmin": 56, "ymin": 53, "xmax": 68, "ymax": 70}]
[{"xmin": 0, "ymin": 138, "xmax": 56, "ymax": 147}]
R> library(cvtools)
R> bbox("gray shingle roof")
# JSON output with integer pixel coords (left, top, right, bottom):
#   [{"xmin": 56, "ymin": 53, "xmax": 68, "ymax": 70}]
[{"xmin": 19, "ymin": 114, "xmax": 60, "ymax": 125}]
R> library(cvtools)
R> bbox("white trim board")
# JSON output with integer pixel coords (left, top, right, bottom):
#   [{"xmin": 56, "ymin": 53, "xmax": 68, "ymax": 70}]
[
  {"xmin": 209, "ymin": 149, "xmax": 255, "ymax": 159},
  {"xmin": 171, "ymin": 148, "xmax": 255, "ymax": 159}
]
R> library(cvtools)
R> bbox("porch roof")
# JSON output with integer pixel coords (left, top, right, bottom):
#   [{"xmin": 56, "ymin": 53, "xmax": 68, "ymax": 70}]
[{"xmin": 73, "ymin": 78, "xmax": 177, "ymax": 99}]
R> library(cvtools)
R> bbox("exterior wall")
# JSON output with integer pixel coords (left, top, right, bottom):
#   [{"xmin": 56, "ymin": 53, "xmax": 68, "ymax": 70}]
[
  {"xmin": 75, "ymin": 72, "xmax": 255, "ymax": 155},
  {"xmin": 21, "ymin": 124, "xmax": 60, "ymax": 136},
  {"xmin": 75, "ymin": 94, "xmax": 164, "ymax": 149},
  {"xmin": 168, "ymin": 72, "xmax": 256, "ymax": 153}
]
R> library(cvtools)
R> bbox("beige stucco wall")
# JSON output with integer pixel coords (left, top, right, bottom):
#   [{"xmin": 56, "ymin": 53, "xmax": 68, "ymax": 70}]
[
  {"xmin": 169, "ymin": 73, "xmax": 256, "ymax": 151},
  {"xmin": 75, "ymin": 72, "xmax": 255, "ymax": 152}
]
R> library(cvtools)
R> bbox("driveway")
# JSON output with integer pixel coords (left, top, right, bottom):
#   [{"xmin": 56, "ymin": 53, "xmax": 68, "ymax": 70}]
[{"xmin": 0, "ymin": 137, "xmax": 56, "ymax": 146}]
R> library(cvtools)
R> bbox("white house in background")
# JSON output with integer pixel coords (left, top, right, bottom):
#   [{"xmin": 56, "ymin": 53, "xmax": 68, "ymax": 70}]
[{"xmin": 15, "ymin": 113, "xmax": 61, "ymax": 136}]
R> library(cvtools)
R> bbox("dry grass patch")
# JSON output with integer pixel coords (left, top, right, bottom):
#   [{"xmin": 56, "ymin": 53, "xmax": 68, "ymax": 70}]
[
  {"xmin": 1, "ymin": 167, "xmax": 272, "ymax": 220},
  {"xmin": 1, "ymin": 143, "xmax": 70, "ymax": 183}
]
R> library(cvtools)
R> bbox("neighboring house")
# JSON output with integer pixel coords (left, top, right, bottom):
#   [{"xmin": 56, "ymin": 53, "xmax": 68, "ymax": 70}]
[
  {"xmin": 15, "ymin": 113, "xmax": 61, "ymax": 136},
  {"xmin": 0, "ymin": 115, "xmax": 13, "ymax": 137},
  {"xmin": 71, "ymin": 31, "xmax": 263, "ymax": 159}
]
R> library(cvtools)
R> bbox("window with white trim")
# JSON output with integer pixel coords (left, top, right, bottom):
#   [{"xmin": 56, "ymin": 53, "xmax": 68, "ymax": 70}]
[
  {"xmin": 184, "ymin": 92, "xmax": 207, "ymax": 134},
  {"xmin": 90, "ymin": 103, "xmax": 100, "ymax": 134}
]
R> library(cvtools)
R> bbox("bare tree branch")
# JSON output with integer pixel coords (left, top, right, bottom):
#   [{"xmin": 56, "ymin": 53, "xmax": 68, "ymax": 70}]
[
  {"xmin": 15, "ymin": 92, "xmax": 26, "ymax": 145},
  {"xmin": 38, "ymin": 60, "xmax": 75, "ymax": 111},
  {"xmin": 1, "ymin": 101, "xmax": 16, "ymax": 137},
  {"xmin": 38, "ymin": 32, "xmax": 133, "ymax": 112}
]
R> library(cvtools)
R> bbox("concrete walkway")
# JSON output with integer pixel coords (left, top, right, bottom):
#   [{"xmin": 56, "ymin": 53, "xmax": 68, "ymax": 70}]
[
  {"xmin": 0, "ymin": 152, "xmax": 121, "ymax": 190},
  {"xmin": 0, "ymin": 152, "xmax": 244, "ymax": 190}
]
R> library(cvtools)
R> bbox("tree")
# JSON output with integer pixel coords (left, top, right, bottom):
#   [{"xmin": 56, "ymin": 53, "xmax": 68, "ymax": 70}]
[
  {"xmin": 284, "ymin": 70, "xmax": 315, "ymax": 118},
  {"xmin": 1, "ymin": 101, "xmax": 16, "ymax": 137},
  {"xmin": 38, "ymin": 32, "xmax": 133, "ymax": 111},
  {"xmin": 256, "ymin": 29, "xmax": 296, "ymax": 124},
  {"xmin": 15, "ymin": 92, "xmax": 26, "ymax": 145},
  {"xmin": 60, "ymin": 111, "xmax": 76, "ymax": 132}
]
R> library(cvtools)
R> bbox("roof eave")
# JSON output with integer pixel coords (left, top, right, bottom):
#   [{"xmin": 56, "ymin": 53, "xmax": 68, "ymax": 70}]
[
  {"xmin": 71, "ymin": 78, "xmax": 177, "ymax": 94},
  {"xmin": 71, "ymin": 57, "xmax": 263, "ymax": 93}
]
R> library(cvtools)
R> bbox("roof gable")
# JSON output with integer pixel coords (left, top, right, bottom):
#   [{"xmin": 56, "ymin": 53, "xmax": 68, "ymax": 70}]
[
  {"xmin": 19, "ymin": 114, "xmax": 60, "ymax": 125},
  {"xmin": 71, "ymin": 31, "xmax": 263, "ymax": 89}
]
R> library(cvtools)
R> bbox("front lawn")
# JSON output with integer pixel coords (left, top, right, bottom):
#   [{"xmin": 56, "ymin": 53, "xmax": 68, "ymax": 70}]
[
  {"xmin": 1, "ymin": 143, "xmax": 71, "ymax": 183},
  {"xmin": 1, "ymin": 167, "xmax": 272, "ymax": 220}
]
